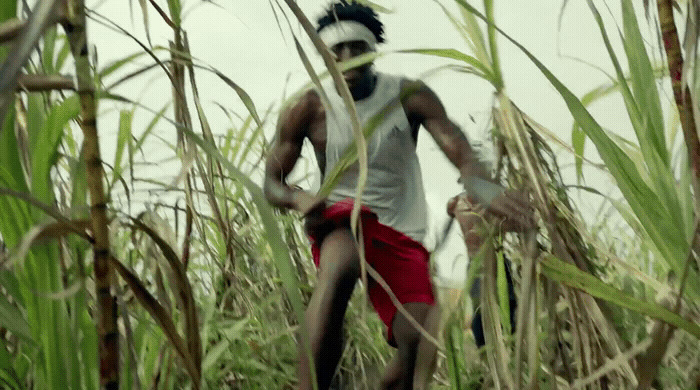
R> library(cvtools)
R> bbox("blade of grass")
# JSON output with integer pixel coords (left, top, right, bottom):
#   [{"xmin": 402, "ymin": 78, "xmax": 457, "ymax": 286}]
[
  {"xmin": 0, "ymin": 338, "xmax": 21, "ymax": 389},
  {"xmin": 97, "ymin": 50, "xmax": 154, "ymax": 80},
  {"xmin": 620, "ymin": 0, "xmax": 667, "ymax": 164},
  {"xmin": 397, "ymin": 48, "xmax": 492, "ymax": 79},
  {"xmin": 483, "ymin": 0, "xmax": 503, "ymax": 90},
  {"xmin": 41, "ymin": 25, "xmax": 57, "ymax": 75},
  {"xmin": 128, "ymin": 218, "xmax": 201, "ymax": 385},
  {"xmin": 110, "ymin": 256, "xmax": 199, "ymax": 385},
  {"xmin": 0, "ymin": 290, "xmax": 32, "ymax": 342},
  {"xmin": 32, "ymin": 95, "xmax": 79, "ymax": 204},
  {"xmin": 541, "ymin": 255, "xmax": 700, "ymax": 338},
  {"xmin": 111, "ymin": 109, "xmax": 133, "ymax": 189},
  {"xmin": 591, "ymin": 0, "xmax": 686, "ymax": 243},
  {"xmin": 213, "ymin": 69, "xmax": 262, "ymax": 128}
]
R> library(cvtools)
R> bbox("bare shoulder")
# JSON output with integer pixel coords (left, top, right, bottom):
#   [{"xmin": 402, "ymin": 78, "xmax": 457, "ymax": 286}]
[
  {"xmin": 277, "ymin": 89, "xmax": 324, "ymax": 142},
  {"xmin": 400, "ymin": 78, "xmax": 446, "ymax": 120}
]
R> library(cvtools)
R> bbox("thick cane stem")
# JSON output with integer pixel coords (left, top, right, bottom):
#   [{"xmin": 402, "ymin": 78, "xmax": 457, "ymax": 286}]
[
  {"xmin": 657, "ymin": 0, "xmax": 700, "ymax": 202},
  {"xmin": 62, "ymin": 1, "xmax": 118, "ymax": 388}
]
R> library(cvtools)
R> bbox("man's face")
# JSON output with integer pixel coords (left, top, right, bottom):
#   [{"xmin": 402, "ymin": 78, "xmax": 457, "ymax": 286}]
[{"xmin": 330, "ymin": 40, "xmax": 372, "ymax": 88}]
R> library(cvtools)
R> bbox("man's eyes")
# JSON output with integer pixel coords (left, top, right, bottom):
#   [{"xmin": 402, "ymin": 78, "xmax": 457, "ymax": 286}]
[{"xmin": 331, "ymin": 42, "xmax": 367, "ymax": 55}]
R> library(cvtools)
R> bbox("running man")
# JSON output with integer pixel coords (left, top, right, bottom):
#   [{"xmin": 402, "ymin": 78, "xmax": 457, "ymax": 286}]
[{"xmin": 264, "ymin": 2, "xmax": 532, "ymax": 389}]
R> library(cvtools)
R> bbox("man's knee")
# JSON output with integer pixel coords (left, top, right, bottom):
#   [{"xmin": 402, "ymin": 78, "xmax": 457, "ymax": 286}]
[
  {"xmin": 318, "ymin": 228, "xmax": 361, "ymax": 281},
  {"xmin": 392, "ymin": 302, "xmax": 433, "ymax": 348}
]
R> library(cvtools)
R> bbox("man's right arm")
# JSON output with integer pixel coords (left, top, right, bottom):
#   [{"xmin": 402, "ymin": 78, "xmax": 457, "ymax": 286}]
[{"xmin": 264, "ymin": 91, "xmax": 323, "ymax": 215}]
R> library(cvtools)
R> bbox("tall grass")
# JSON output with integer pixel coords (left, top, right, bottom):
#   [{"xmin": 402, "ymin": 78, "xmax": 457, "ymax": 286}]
[
  {"xmin": 0, "ymin": 0, "xmax": 698, "ymax": 389},
  {"xmin": 435, "ymin": 0, "xmax": 700, "ymax": 388}
]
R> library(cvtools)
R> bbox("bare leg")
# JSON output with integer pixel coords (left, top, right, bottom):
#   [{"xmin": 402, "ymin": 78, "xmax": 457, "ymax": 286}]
[
  {"xmin": 380, "ymin": 302, "xmax": 436, "ymax": 390},
  {"xmin": 413, "ymin": 303, "xmax": 441, "ymax": 389},
  {"xmin": 298, "ymin": 228, "xmax": 360, "ymax": 390}
]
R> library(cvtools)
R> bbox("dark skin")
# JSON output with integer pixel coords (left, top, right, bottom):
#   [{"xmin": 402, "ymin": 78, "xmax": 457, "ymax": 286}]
[{"xmin": 264, "ymin": 40, "xmax": 532, "ymax": 390}]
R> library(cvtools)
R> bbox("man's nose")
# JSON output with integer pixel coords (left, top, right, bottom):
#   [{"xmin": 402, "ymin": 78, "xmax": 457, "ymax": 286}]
[{"xmin": 337, "ymin": 44, "xmax": 352, "ymax": 61}]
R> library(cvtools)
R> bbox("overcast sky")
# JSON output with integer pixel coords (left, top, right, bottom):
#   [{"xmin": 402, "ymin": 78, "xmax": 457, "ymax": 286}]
[{"xmin": 83, "ymin": 0, "xmax": 661, "ymax": 283}]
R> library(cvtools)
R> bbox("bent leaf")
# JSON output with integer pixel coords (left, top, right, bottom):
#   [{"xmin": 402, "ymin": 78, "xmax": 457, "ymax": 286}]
[{"xmin": 541, "ymin": 255, "xmax": 700, "ymax": 339}]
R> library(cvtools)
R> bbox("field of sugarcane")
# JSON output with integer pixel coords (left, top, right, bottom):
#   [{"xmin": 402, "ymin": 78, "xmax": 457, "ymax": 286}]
[{"xmin": 0, "ymin": 0, "xmax": 699, "ymax": 389}]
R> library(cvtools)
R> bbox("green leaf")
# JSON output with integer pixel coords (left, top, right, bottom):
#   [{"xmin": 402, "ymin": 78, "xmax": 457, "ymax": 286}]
[
  {"xmin": 587, "ymin": 0, "xmax": 691, "ymax": 282},
  {"xmin": 0, "ymin": 295, "xmax": 32, "ymax": 342},
  {"xmin": 229, "ymin": 115, "xmax": 253, "ymax": 165},
  {"xmin": 0, "ymin": 295, "xmax": 31, "ymax": 342},
  {"xmin": 97, "ymin": 51, "xmax": 151, "ymax": 80},
  {"xmin": 0, "ymin": 0, "xmax": 15, "ymax": 22},
  {"xmin": 113, "ymin": 109, "xmax": 133, "ymax": 184},
  {"xmin": 483, "ymin": 0, "xmax": 502, "ymax": 90},
  {"xmin": 26, "ymin": 93, "xmax": 45, "ymax": 152},
  {"xmin": 0, "ymin": 108, "xmax": 28, "ymax": 194},
  {"xmin": 32, "ymin": 95, "xmax": 80, "ymax": 204},
  {"xmin": 167, "ymin": 0, "xmax": 181, "ymax": 27},
  {"xmin": 0, "ymin": 110, "xmax": 33, "ymax": 246},
  {"xmin": 572, "ymin": 125, "xmax": 586, "ymax": 182},
  {"xmin": 496, "ymin": 251, "xmax": 511, "ymax": 335},
  {"xmin": 0, "ymin": 338, "xmax": 22, "ymax": 390},
  {"xmin": 617, "ymin": 0, "xmax": 691, "ymax": 246},
  {"xmin": 214, "ymin": 70, "xmax": 262, "ymax": 127},
  {"xmin": 541, "ymin": 255, "xmax": 700, "ymax": 339},
  {"xmin": 54, "ymin": 35, "xmax": 71, "ymax": 73},
  {"xmin": 620, "ymin": 0, "xmax": 667, "ymax": 164},
  {"xmin": 201, "ymin": 339, "xmax": 230, "ymax": 373},
  {"xmin": 397, "ymin": 48, "xmax": 492, "ymax": 79},
  {"xmin": 70, "ymin": 146, "xmax": 88, "ymax": 216},
  {"xmin": 573, "ymin": 82, "xmax": 621, "ymax": 182},
  {"xmin": 0, "ymin": 270, "xmax": 24, "ymax": 308},
  {"xmin": 42, "ymin": 25, "xmax": 57, "ymax": 75}
]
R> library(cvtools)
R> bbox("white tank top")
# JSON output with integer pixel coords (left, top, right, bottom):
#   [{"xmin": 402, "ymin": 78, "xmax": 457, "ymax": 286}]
[{"xmin": 321, "ymin": 73, "xmax": 428, "ymax": 243}]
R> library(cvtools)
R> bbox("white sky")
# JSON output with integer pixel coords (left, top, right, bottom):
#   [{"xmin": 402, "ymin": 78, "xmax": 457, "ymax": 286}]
[{"xmin": 82, "ymin": 0, "xmax": 666, "ymax": 284}]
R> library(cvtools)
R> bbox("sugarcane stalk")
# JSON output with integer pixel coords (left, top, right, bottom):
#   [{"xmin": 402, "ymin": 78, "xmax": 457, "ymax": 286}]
[
  {"xmin": 62, "ymin": 0, "xmax": 118, "ymax": 388},
  {"xmin": 634, "ymin": 3, "xmax": 700, "ymax": 388},
  {"xmin": 168, "ymin": 22, "xmax": 202, "ymax": 386},
  {"xmin": 0, "ymin": 18, "xmax": 24, "ymax": 43},
  {"xmin": 636, "ymin": 220, "xmax": 700, "ymax": 389},
  {"xmin": 16, "ymin": 73, "xmax": 74, "ymax": 91},
  {"xmin": 657, "ymin": 0, "xmax": 700, "ymax": 206}
]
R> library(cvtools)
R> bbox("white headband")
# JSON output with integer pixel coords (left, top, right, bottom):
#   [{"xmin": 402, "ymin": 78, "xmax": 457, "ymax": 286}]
[{"xmin": 318, "ymin": 20, "xmax": 377, "ymax": 51}]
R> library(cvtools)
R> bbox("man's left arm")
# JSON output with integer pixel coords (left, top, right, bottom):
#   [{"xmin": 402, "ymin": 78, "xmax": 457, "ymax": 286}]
[
  {"xmin": 402, "ymin": 80, "xmax": 533, "ymax": 231},
  {"xmin": 402, "ymin": 80, "xmax": 489, "ymax": 182}
]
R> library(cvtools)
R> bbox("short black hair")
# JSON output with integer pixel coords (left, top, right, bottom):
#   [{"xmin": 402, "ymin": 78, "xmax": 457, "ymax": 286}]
[{"xmin": 316, "ymin": 1, "xmax": 386, "ymax": 44}]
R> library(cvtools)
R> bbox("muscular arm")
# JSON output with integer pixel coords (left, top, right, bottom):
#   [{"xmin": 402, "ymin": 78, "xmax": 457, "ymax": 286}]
[
  {"xmin": 404, "ymin": 80, "xmax": 533, "ymax": 229},
  {"xmin": 402, "ymin": 80, "xmax": 490, "ymax": 182},
  {"xmin": 264, "ymin": 91, "xmax": 322, "ymax": 214}
]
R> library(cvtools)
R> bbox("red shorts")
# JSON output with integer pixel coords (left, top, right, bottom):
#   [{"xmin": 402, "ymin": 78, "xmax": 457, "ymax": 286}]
[{"xmin": 310, "ymin": 199, "xmax": 435, "ymax": 346}]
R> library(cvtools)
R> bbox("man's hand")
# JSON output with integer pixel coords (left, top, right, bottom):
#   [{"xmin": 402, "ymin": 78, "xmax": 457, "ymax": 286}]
[
  {"xmin": 483, "ymin": 188, "xmax": 534, "ymax": 232},
  {"xmin": 448, "ymin": 189, "xmax": 534, "ymax": 234},
  {"xmin": 294, "ymin": 190, "xmax": 325, "ymax": 216},
  {"xmin": 294, "ymin": 191, "xmax": 332, "ymax": 238}
]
